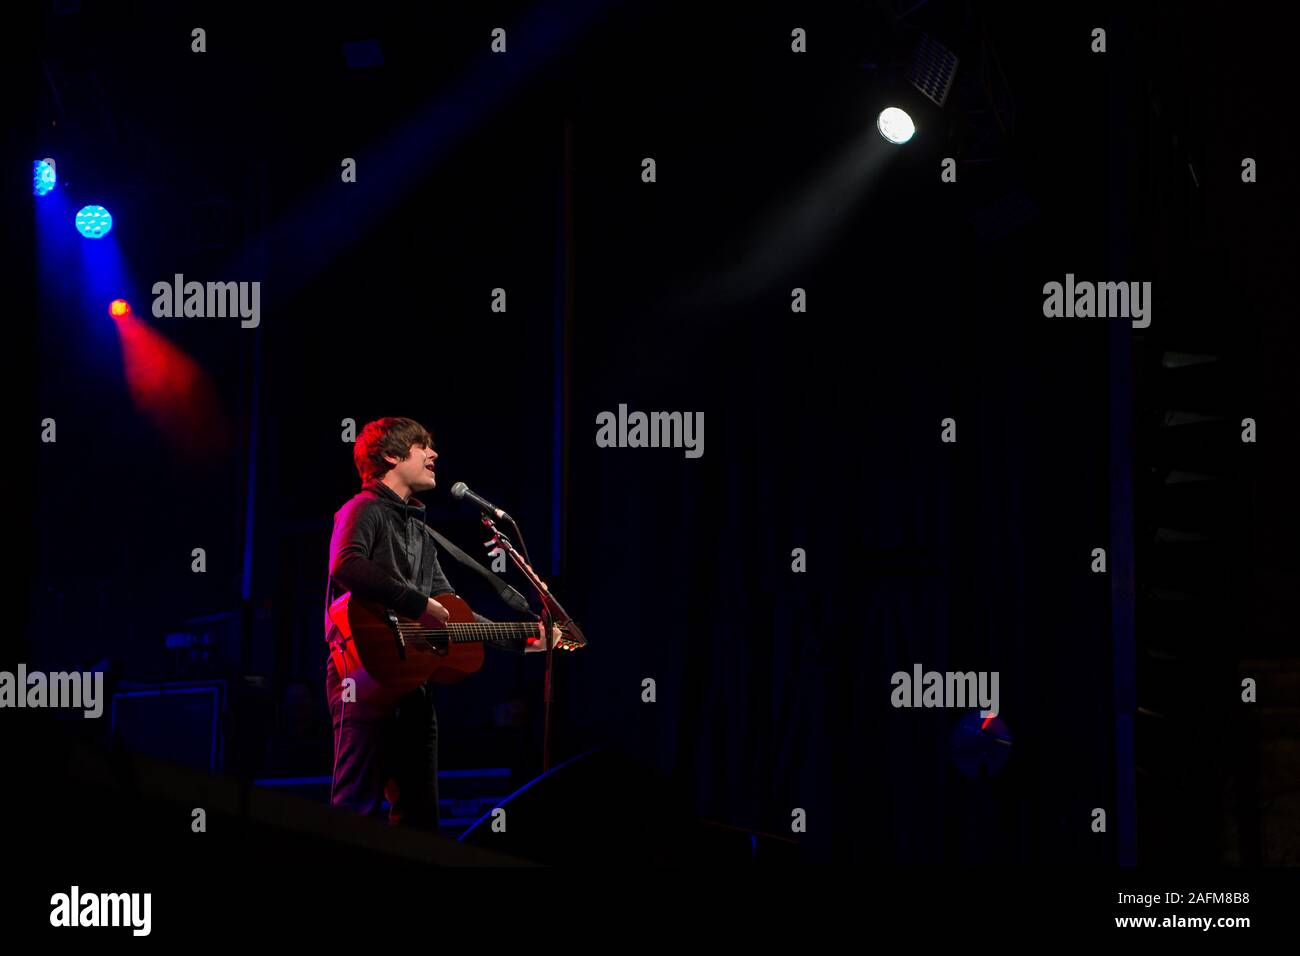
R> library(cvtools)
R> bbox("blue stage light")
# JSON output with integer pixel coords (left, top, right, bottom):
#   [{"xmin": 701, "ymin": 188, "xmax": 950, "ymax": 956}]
[
  {"xmin": 33, "ymin": 159, "xmax": 57, "ymax": 196},
  {"xmin": 75, "ymin": 204, "xmax": 113, "ymax": 239}
]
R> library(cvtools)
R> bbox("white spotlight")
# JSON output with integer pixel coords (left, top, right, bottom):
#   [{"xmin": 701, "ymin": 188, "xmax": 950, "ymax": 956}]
[{"xmin": 877, "ymin": 107, "xmax": 916, "ymax": 145}]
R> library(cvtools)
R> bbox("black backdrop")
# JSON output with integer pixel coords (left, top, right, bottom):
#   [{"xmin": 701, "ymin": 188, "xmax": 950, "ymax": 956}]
[{"xmin": 19, "ymin": 0, "xmax": 1296, "ymax": 874}]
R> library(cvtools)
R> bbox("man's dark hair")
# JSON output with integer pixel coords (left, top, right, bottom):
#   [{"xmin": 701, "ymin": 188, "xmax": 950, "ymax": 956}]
[{"xmin": 353, "ymin": 417, "xmax": 433, "ymax": 484}]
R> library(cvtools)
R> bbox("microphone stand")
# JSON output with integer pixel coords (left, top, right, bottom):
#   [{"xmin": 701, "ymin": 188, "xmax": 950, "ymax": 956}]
[{"xmin": 478, "ymin": 514, "xmax": 583, "ymax": 772}]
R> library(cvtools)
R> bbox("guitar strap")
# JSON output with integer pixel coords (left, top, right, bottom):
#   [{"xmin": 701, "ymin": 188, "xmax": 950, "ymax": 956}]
[{"xmin": 417, "ymin": 521, "xmax": 536, "ymax": 617}]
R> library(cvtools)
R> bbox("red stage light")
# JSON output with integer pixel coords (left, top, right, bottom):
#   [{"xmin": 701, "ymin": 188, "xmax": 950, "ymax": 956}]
[
  {"xmin": 109, "ymin": 299, "xmax": 130, "ymax": 318},
  {"xmin": 113, "ymin": 311, "xmax": 234, "ymax": 463}
]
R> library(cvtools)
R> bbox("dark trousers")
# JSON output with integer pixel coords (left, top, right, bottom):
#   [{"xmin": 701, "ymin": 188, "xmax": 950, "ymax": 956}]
[{"xmin": 326, "ymin": 654, "xmax": 440, "ymax": 829}]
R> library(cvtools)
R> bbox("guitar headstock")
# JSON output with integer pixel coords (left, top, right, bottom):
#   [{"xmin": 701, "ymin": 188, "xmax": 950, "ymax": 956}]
[{"xmin": 554, "ymin": 618, "xmax": 586, "ymax": 651}]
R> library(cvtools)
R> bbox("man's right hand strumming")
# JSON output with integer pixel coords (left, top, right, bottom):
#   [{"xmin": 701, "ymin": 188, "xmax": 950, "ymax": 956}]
[{"xmin": 418, "ymin": 597, "xmax": 450, "ymax": 628}]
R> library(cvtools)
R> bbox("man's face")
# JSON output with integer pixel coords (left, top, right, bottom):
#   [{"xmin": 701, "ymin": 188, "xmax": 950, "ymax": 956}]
[{"xmin": 387, "ymin": 442, "xmax": 438, "ymax": 493}]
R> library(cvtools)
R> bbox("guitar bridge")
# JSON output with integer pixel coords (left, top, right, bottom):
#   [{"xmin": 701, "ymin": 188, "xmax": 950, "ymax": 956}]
[{"xmin": 386, "ymin": 611, "xmax": 409, "ymax": 661}]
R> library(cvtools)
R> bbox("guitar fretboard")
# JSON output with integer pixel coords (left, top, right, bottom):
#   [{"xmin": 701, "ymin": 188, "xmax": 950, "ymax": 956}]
[{"xmin": 395, "ymin": 622, "xmax": 539, "ymax": 645}]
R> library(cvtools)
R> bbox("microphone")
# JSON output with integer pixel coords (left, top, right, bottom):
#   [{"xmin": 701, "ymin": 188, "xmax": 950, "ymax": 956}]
[{"xmin": 449, "ymin": 481, "xmax": 513, "ymax": 522}]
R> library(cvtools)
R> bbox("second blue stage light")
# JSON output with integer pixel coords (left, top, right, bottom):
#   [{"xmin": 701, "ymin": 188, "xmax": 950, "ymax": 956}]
[{"xmin": 75, "ymin": 204, "xmax": 114, "ymax": 239}]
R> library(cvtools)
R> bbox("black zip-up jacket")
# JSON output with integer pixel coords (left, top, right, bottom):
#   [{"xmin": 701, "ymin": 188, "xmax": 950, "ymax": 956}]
[{"xmin": 325, "ymin": 479, "xmax": 524, "ymax": 653}]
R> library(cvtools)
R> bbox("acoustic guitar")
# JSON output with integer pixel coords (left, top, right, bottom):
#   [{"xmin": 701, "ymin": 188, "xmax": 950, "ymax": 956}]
[{"xmin": 328, "ymin": 591, "xmax": 584, "ymax": 708}]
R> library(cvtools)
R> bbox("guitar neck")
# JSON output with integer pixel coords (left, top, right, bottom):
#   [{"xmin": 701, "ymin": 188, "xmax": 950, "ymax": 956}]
[{"xmin": 396, "ymin": 621, "xmax": 539, "ymax": 645}]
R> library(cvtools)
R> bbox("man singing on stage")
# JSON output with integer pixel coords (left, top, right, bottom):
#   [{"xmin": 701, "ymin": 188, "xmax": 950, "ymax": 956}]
[{"xmin": 323, "ymin": 416, "xmax": 559, "ymax": 829}]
